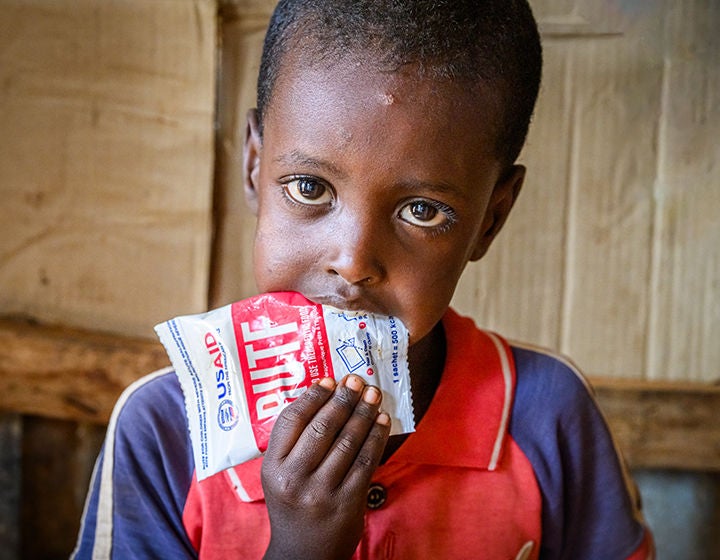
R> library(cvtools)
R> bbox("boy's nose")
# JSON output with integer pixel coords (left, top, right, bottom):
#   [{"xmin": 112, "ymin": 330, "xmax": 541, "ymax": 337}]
[{"xmin": 325, "ymin": 218, "xmax": 386, "ymax": 285}]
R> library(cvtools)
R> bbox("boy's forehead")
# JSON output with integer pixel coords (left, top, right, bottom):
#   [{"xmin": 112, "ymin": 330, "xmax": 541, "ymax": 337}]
[
  {"xmin": 267, "ymin": 49, "xmax": 502, "ymax": 157},
  {"xmin": 258, "ymin": 54, "xmax": 504, "ymax": 207}
]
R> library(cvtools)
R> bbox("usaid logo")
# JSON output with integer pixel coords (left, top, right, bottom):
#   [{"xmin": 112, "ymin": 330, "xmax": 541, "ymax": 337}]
[{"xmin": 217, "ymin": 399, "xmax": 238, "ymax": 431}]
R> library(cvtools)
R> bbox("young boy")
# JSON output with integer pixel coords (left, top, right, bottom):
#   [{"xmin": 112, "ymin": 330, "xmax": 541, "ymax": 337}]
[{"xmin": 74, "ymin": 0, "xmax": 653, "ymax": 558}]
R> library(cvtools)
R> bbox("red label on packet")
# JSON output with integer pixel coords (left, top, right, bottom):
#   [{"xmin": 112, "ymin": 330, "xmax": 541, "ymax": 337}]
[
  {"xmin": 232, "ymin": 294, "xmax": 334, "ymax": 452},
  {"xmin": 155, "ymin": 292, "xmax": 415, "ymax": 480}
]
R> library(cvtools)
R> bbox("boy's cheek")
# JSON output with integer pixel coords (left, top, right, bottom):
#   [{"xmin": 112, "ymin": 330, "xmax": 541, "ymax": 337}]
[
  {"xmin": 253, "ymin": 240, "xmax": 291, "ymax": 287},
  {"xmin": 253, "ymin": 241, "xmax": 315, "ymax": 293}
]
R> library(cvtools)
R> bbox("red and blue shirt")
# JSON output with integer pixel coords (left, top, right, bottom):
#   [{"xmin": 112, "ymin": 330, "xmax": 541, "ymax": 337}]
[{"xmin": 73, "ymin": 309, "xmax": 653, "ymax": 559}]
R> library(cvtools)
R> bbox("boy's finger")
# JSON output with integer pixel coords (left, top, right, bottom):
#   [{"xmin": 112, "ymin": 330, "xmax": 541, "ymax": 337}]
[
  {"xmin": 282, "ymin": 375, "xmax": 366, "ymax": 473},
  {"xmin": 341, "ymin": 411, "xmax": 391, "ymax": 494},
  {"xmin": 264, "ymin": 377, "xmax": 336, "ymax": 460},
  {"xmin": 314, "ymin": 385, "xmax": 384, "ymax": 487}
]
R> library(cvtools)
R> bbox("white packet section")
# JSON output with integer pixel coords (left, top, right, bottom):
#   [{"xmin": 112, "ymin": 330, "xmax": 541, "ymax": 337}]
[{"xmin": 154, "ymin": 292, "xmax": 414, "ymax": 481}]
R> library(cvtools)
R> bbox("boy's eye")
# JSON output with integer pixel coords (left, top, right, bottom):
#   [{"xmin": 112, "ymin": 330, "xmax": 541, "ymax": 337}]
[
  {"xmin": 398, "ymin": 200, "xmax": 451, "ymax": 228},
  {"xmin": 284, "ymin": 177, "xmax": 334, "ymax": 206}
]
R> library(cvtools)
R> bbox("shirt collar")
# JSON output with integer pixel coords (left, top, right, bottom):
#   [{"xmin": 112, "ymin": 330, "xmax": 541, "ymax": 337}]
[{"xmin": 386, "ymin": 308, "xmax": 516, "ymax": 470}]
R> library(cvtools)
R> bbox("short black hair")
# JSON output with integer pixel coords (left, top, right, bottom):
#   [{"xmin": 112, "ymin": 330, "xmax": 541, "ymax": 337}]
[{"xmin": 257, "ymin": 0, "xmax": 542, "ymax": 166}]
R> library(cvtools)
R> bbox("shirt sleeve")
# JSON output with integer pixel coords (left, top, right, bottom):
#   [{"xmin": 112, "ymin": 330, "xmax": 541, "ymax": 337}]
[
  {"xmin": 509, "ymin": 346, "xmax": 654, "ymax": 560},
  {"xmin": 71, "ymin": 369, "xmax": 198, "ymax": 559}
]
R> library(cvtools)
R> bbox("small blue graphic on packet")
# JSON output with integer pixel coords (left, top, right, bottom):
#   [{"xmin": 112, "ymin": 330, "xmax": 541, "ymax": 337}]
[
  {"xmin": 332, "ymin": 311, "xmax": 368, "ymax": 322},
  {"xmin": 335, "ymin": 339, "xmax": 365, "ymax": 372}
]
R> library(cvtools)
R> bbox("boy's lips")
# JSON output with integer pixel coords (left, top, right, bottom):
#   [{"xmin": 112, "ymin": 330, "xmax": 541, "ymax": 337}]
[
  {"xmin": 307, "ymin": 294, "xmax": 416, "ymax": 345},
  {"xmin": 305, "ymin": 293, "xmax": 388, "ymax": 316}
]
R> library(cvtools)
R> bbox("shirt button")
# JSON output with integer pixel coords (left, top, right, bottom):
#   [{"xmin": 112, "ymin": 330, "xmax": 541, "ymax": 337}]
[{"xmin": 366, "ymin": 483, "xmax": 387, "ymax": 509}]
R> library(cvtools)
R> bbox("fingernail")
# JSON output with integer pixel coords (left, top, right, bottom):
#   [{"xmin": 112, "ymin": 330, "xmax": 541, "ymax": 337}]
[
  {"xmin": 363, "ymin": 386, "xmax": 381, "ymax": 405},
  {"xmin": 376, "ymin": 412, "xmax": 391, "ymax": 426},
  {"xmin": 318, "ymin": 377, "xmax": 335, "ymax": 390},
  {"xmin": 345, "ymin": 374, "xmax": 364, "ymax": 392}
]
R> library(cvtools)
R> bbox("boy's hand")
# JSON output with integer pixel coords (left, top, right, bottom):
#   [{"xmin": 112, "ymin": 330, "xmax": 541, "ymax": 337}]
[{"xmin": 261, "ymin": 375, "xmax": 391, "ymax": 560}]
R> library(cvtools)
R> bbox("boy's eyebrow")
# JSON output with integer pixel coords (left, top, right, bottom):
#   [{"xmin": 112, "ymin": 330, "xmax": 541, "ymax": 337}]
[
  {"xmin": 397, "ymin": 178, "xmax": 464, "ymax": 198},
  {"xmin": 273, "ymin": 150, "xmax": 346, "ymax": 178}
]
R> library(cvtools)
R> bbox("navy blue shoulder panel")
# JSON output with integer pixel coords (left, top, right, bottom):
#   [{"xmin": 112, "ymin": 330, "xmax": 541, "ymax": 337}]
[
  {"xmin": 73, "ymin": 370, "xmax": 197, "ymax": 559},
  {"xmin": 509, "ymin": 345, "xmax": 645, "ymax": 560}
]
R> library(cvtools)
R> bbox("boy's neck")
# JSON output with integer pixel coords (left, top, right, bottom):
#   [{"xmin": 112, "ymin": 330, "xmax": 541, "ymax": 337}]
[
  {"xmin": 382, "ymin": 321, "xmax": 446, "ymax": 463},
  {"xmin": 407, "ymin": 321, "xmax": 446, "ymax": 421}
]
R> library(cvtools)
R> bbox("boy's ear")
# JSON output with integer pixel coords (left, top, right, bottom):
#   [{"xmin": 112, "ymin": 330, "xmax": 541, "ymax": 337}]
[
  {"xmin": 243, "ymin": 108, "xmax": 262, "ymax": 215},
  {"xmin": 470, "ymin": 165, "xmax": 525, "ymax": 261}
]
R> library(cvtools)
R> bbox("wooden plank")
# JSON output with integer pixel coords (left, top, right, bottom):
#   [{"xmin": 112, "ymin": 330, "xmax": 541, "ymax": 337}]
[
  {"xmin": 453, "ymin": 39, "xmax": 572, "ymax": 351},
  {"xmin": 646, "ymin": 0, "xmax": 720, "ymax": 381},
  {"xmin": 592, "ymin": 377, "xmax": 720, "ymax": 472},
  {"xmin": 532, "ymin": 0, "xmax": 629, "ymax": 37},
  {"xmin": 0, "ymin": 0, "xmax": 217, "ymax": 338},
  {"xmin": 209, "ymin": 4, "xmax": 272, "ymax": 308},
  {"xmin": 219, "ymin": 0, "xmax": 277, "ymax": 20},
  {"xmin": 559, "ymin": 9, "xmax": 665, "ymax": 379},
  {"xmin": 0, "ymin": 317, "xmax": 168, "ymax": 424},
  {"xmin": 1, "ymin": 317, "xmax": 718, "ymax": 471}
]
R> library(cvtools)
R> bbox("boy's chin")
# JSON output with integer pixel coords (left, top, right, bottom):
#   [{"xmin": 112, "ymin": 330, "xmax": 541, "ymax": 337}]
[{"xmin": 294, "ymin": 291, "xmax": 392, "ymax": 319}]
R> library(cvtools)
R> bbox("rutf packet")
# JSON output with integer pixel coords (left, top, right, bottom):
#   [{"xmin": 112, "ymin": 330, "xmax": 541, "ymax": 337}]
[{"xmin": 154, "ymin": 291, "xmax": 415, "ymax": 480}]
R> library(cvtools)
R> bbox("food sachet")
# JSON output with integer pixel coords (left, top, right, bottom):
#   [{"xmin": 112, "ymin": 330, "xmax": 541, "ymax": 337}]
[{"xmin": 154, "ymin": 291, "xmax": 414, "ymax": 480}]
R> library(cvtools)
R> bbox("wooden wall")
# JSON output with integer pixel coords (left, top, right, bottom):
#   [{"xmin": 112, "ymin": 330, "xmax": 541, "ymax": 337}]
[
  {"xmin": 0, "ymin": 0, "xmax": 216, "ymax": 338},
  {"xmin": 3, "ymin": 1, "xmax": 718, "ymax": 375},
  {"xmin": 0, "ymin": 1, "xmax": 217, "ymax": 557},
  {"xmin": 212, "ymin": 0, "xmax": 720, "ymax": 383},
  {"xmin": 0, "ymin": 0, "xmax": 718, "ymax": 557}
]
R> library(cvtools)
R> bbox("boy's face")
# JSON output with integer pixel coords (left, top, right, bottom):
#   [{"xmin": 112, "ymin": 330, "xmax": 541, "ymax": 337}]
[{"xmin": 244, "ymin": 54, "xmax": 524, "ymax": 345}]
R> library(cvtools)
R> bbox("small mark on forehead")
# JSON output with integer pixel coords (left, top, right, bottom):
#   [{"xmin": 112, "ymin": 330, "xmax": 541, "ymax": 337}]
[
  {"xmin": 337, "ymin": 126, "xmax": 353, "ymax": 143},
  {"xmin": 380, "ymin": 92, "xmax": 395, "ymax": 105}
]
